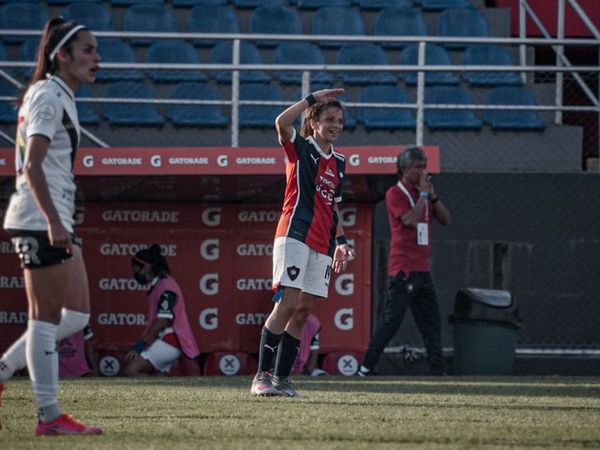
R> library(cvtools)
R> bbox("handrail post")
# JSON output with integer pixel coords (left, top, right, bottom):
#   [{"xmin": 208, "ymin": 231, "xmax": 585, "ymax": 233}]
[
  {"xmin": 415, "ymin": 41, "xmax": 426, "ymax": 147},
  {"xmin": 519, "ymin": 0, "xmax": 527, "ymax": 84},
  {"xmin": 556, "ymin": 0, "xmax": 565, "ymax": 125},
  {"xmin": 231, "ymin": 39, "xmax": 240, "ymax": 148}
]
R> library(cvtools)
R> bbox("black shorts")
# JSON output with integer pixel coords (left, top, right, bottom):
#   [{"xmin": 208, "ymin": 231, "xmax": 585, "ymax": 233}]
[{"xmin": 5, "ymin": 229, "xmax": 81, "ymax": 269}]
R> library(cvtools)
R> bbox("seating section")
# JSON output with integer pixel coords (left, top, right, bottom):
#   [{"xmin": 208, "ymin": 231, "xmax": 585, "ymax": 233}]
[
  {"xmin": 375, "ymin": 7, "xmax": 427, "ymax": 48},
  {"xmin": 123, "ymin": 4, "xmax": 176, "ymax": 46},
  {"xmin": 462, "ymin": 45, "xmax": 522, "ymax": 86},
  {"xmin": 146, "ymin": 40, "xmax": 208, "ymax": 82},
  {"xmin": 0, "ymin": 1, "xmax": 549, "ymax": 134},
  {"xmin": 249, "ymin": 6, "xmax": 302, "ymax": 47},
  {"xmin": 76, "ymin": 85, "xmax": 100, "ymax": 125},
  {"xmin": 0, "ymin": 3, "xmax": 48, "ymax": 44},
  {"xmin": 96, "ymin": 39, "xmax": 143, "ymax": 82},
  {"xmin": 167, "ymin": 82, "xmax": 228, "ymax": 127},
  {"xmin": 424, "ymin": 86, "xmax": 482, "ymax": 130},
  {"xmin": 0, "ymin": 79, "xmax": 17, "ymax": 123},
  {"xmin": 400, "ymin": 44, "xmax": 460, "ymax": 85},
  {"xmin": 312, "ymin": 6, "xmax": 365, "ymax": 47},
  {"xmin": 336, "ymin": 44, "xmax": 396, "ymax": 85},
  {"xmin": 436, "ymin": 7, "xmax": 489, "ymax": 49},
  {"xmin": 357, "ymin": 86, "xmax": 416, "ymax": 129},
  {"xmin": 63, "ymin": 2, "xmax": 113, "ymax": 32},
  {"xmin": 484, "ymin": 87, "xmax": 545, "ymax": 130},
  {"xmin": 272, "ymin": 42, "xmax": 332, "ymax": 85},
  {"xmin": 103, "ymin": 82, "xmax": 165, "ymax": 126},
  {"xmin": 187, "ymin": 5, "xmax": 240, "ymax": 47},
  {"xmin": 239, "ymin": 83, "xmax": 284, "ymax": 127},
  {"xmin": 210, "ymin": 42, "xmax": 271, "ymax": 84}
]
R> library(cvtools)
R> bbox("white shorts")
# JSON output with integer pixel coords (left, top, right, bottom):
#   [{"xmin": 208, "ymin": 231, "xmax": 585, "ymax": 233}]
[
  {"xmin": 272, "ymin": 237, "xmax": 332, "ymax": 298},
  {"xmin": 140, "ymin": 339, "xmax": 182, "ymax": 373}
]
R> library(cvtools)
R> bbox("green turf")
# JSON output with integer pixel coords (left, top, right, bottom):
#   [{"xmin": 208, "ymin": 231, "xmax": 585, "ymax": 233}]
[{"xmin": 1, "ymin": 376, "xmax": 599, "ymax": 449}]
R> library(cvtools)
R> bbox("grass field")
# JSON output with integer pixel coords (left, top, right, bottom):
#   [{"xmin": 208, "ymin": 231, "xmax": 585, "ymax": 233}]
[{"xmin": 0, "ymin": 376, "xmax": 599, "ymax": 449}]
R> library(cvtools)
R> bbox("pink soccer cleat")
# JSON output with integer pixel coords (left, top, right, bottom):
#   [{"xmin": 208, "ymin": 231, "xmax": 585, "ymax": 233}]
[{"xmin": 35, "ymin": 414, "xmax": 102, "ymax": 436}]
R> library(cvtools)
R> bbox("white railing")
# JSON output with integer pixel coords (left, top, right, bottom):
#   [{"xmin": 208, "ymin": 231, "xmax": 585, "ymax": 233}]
[{"xmin": 0, "ymin": 30, "xmax": 599, "ymax": 148}]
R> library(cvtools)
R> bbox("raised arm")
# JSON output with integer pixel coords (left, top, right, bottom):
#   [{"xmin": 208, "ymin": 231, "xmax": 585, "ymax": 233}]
[{"xmin": 275, "ymin": 88, "xmax": 345, "ymax": 144}]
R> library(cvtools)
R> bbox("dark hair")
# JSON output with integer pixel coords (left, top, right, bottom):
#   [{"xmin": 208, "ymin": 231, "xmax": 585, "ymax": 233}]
[
  {"xmin": 299, "ymin": 100, "xmax": 344, "ymax": 138},
  {"xmin": 397, "ymin": 146, "xmax": 427, "ymax": 175},
  {"xmin": 17, "ymin": 18, "xmax": 84, "ymax": 107},
  {"xmin": 132, "ymin": 244, "xmax": 171, "ymax": 277}
]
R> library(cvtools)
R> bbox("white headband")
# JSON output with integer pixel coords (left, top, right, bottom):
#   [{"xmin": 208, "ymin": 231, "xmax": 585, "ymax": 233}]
[{"xmin": 49, "ymin": 25, "xmax": 86, "ymax": 62}]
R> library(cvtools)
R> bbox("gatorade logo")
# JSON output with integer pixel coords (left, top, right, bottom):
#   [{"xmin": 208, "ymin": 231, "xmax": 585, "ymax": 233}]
[
  {"xmin": 217, "ymin": 155, "xmax": 228, "ymax": 167},
  {"xmin": 340, "ymin": 207, "xmax": 357, "ymax": 227},
  {"xmin": 337, "ymin": 354, "xmax": 359, "ymax": 376},
  {"xmin": 199, "ymin": 273, "xmax": 219, "ymax": 295},
  {"xmin": 82, "ymin": 155, "xmax": 94, "ymax": 168},
  {"xmin": 334, "ymin": 308, "xmax": 354, "ymax": 331},
  {"xmin": 219, "ymin": 354, "xmax": 241, "ymax": 375},
  {"xmin": 150, "ymin": 155, "xmax": 162, "ymax": 167},
  {"xmin": 200, "ymin": 239, "xmax": 220, "ymax": 261},
  {"xmin": 199, "ymin": 308, "xmax": 218, "ymax": 330},
  {"xmin": 201, "ymin": 208, "xmax": 221, "ymax": 227},
  {"xmin": 349, "ymin": 154, "xmax": 360, "ymax": 167},
  {"xmin": 335, "ymin": 274, "xmax": 354, "ymax": 296}
]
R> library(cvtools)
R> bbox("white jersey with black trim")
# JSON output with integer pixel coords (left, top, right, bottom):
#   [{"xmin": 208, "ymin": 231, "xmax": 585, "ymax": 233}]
[{"xmin": 3, "ymin": 76, "xmax": 80, "ymax": 233}]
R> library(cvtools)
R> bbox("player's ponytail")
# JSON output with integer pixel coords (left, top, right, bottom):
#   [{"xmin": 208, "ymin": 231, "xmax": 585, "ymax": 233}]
[
  {"xmin": 17, "ymin": 18, "xmax": 85, "ymax": 107},
  {"xmin": 299, "ymin": 100, "xmax": 344, "ymax": 139}
]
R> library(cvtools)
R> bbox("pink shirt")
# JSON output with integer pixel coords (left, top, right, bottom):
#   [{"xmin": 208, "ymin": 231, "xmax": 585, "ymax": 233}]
[
  {"xmin": 58, "ymin": 327, "xmax": 92, "ymax": 378},
  {"xmin": 386, "ymin": 181, "xmax": 432, "ymax": 277},
  {"xmin": 292, "ymin": 313, "xmax": 321, "ymax": 374},
  {"xmin": 146, "ymin": 275, "xmax": 200, "ymax": 359}
]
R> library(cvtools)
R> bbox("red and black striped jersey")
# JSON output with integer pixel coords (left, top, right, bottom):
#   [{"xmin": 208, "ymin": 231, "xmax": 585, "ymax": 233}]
[{"xmin": 275, "ymin": 129, "xmax": 346, "ymax": 256}]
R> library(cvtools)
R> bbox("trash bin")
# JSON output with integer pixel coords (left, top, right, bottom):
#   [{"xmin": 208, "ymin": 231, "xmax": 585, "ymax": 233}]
[{"xmin": 449, "ymin": 288, "xmax": 522, "ymax": 375}]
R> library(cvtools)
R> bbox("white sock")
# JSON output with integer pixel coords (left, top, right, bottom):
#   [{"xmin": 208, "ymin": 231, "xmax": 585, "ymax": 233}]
[
  {"xmin": 26, "ymin": 320, "xmax": 60, "ymax": 415},
  {"xmin": 0, "ymin": 309, "xmax": 89, "ymax": 383}
]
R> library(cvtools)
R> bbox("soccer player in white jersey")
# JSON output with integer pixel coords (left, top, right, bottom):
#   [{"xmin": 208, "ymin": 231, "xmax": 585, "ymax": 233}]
[{"xmin": 0, "ymin": 18, "xmax": 101, "ymax": 436}]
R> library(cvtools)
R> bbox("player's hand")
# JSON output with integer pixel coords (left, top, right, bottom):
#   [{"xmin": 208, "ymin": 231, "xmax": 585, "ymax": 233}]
[
  {"xmin": 125, "ymin": 351, "xmax": 140, "ymax": 363},
  {"xmin": 313, "ymin": 88, "xmax": 345, "ymax": 103},
  {"xmin": 48, "ymin": 221, "xmax": 72, "ymax": 253},
  {"xmin": 332, "ymin": 243, "xmax": 355, "ymax": 274}
]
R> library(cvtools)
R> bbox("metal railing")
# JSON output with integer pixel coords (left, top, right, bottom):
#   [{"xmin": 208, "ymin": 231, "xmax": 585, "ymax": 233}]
[{"xmin": 1, "ymin": 28, "xmax": 599, "ymax": 148}]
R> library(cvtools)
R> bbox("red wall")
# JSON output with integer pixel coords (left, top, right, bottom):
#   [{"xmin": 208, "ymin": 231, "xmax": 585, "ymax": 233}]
[{"xmin": 494, "ymin": 0, "xmax": 600, "ymax": 37}]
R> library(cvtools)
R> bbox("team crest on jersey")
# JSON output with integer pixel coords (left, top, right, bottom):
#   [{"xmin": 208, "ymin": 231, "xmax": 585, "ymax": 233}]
[
  {"xmin": 161, "ymin": 299, "xmax": 169, "ymax": 310},
  {"xmin": 287, "ymin": 265, "xmax": 300, "ymax": 281}
]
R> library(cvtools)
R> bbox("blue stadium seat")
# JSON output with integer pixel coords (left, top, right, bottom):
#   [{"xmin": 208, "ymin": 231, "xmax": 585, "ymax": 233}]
[
  {"xmin": 436, "ymin": 7, "xmax": 489, "ymax": 49},
  {"xmin": 424, "ymin": 86, "xmax": 482, "ymax": 130},
  {"xmin": 96, "ymin": 39, "xmax": 143, "ymax": 82},
  {"xmin": 0, "ymin": 79, "xmax": 17, "ymax": 123},
  {"xmin": 167, "ymin": 82, "xmax": 228, "ymax": 127},
  {"xmin": 239, "ymin": 83, "xmax": 283, "ymax": 128},
  {"xmin": 102, "ymin": 82, "xmax": 165, "ymax": 126},
  {"xmin": 400, "ymin": 44, "xmax": 460, "ymax": 85},
  {"xmin": 421, "ymin": 0, "xmax": 472, "ymax": 10},
  {"xmin": 173, "ymin": 0, "xmax": 227, "ymax": 6},
  {"xmin": 298, "ymin": 0, "xmax": 351, "ymax": 9},
  {"xmin": 187, "ymin": 5, "xmax": 240, "ymax": 47},
  {"xmin": 0, "ymin": 3, "xmax": 48, "ymax": 44},
  {"xmin": 484, "ymin": 87, "xmax": 545, "ymax": 130},
  {"xmin": 146, "ymin": 40, "xmax": 208, "ymax": 83},
  {"xmin": 63, "ymin": 3, "xmax": 113, "ymax": 32},
  {"xmin": 123, "ymin": 5, "xmax": 176, "ymax": 46},
  {"xmin": 0, "ymin": 41, "xmax": 14, "ymax": 78},
  {"xmin": 111, "ymin": 0, "xmax": 164, "ymax": 5},
  {"xmin": 375, "ymin": 7, "xmax": 427, "ymax": 48},
  {"xmin": 357, "ymin": 0, "xmax": 412, "ymax": 10},
  {"xmin": 462, "ymin": 45, "xmax": 522, "ymax": 86},
  {"xmin": 249, "ymin": 6, "xmax": 302, "ymax": 47},
  {"xmin": 75, "ymin": 85, "xmax": 100, "ymax": 125},
  {"xmin": 272, "ymin": 42, "xmax": 332, "ymax": 85},
  {"xmin": 313, "ymin": 6, "xmax": 366, "ymax": 48},
  {"xmin": 19, "ymin": 38, "xmax": 39, "ymax": 80},
  {"xmin": 336, "ymin": 44, "xmax": 396, "ymax": 85},
  {"xmin": 234, "ymin": 0, "xmax": 288, "ymax": 6},
  {"xmin": 49, "ymin": 0, "xmax": 102, "ymax": 4},
  {"xmin": 209, "ymin": 42, "xmax": 271, "ymax": 84},
  {"xmin": 357, "ymin": 86, "xmax": 416, "ymax": 130}
]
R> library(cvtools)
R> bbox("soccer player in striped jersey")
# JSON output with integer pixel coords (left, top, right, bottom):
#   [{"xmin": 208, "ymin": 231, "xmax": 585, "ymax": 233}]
[{"xmin": 251, "ymin": 89, "xmax": 355, "ymax": 398}]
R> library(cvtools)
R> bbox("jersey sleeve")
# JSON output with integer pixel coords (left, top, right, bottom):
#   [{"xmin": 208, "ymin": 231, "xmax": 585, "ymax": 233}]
[
  {"xmin": 281, "ymin": 128, "xmax": 299, "ymax": 163},
  {"xmin": 156, "ymin": 290, "xmax": 177, "ymax": 320},
  {"xmin": 310, "ymin": 329, "xmax": 321, "ymax": 351},
  {"xmin": 386, "ymin": 186, "xmax": 411, "ymax": 222},
  {"xmin": 26, "ymin": 90, "xmax": 63, "ymax": 141}
]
